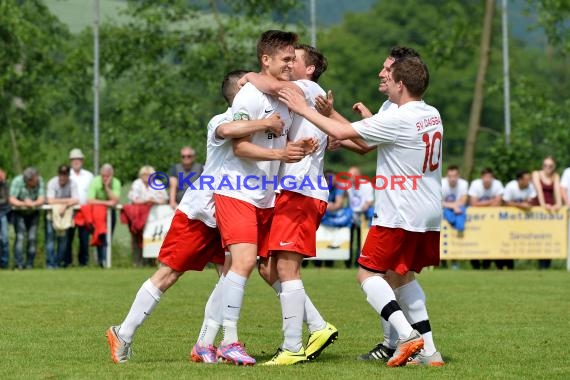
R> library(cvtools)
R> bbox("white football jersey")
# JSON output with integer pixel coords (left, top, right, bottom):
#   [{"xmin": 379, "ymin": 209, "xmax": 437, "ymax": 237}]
[
  {"xmin": 215, "ymin": 82, "xmax": 291, "ymax": 208},
  {"xmin": 352, "ymin": 100, "xmax": 443, "ymax": 232},
  {"xmin": 468, "ymin": 179, "xmax": 504, "ymax": 200},
  {"xmin": 442, "ymin": 177, "xmax": 468, "ymax": 203},
  {"xmin": 502, "ymin": 180, "xmax": 536, "ymax": 202},
  {"xmin": 178, "ymin": 108, "xmax": 233, "ymax": 227},
  {"xmin": 378, "ymin": 100, "xmax": 397, "ymax": 114},
  {"xmin": 277, "ymin": 79, "xmax": 329, "ymax": 202}
]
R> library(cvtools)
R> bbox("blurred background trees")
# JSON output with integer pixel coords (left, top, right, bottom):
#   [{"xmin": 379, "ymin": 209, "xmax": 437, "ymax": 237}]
[{"xmin": 1, "ymin": 0, "xmax": 568, "ymax": 183}]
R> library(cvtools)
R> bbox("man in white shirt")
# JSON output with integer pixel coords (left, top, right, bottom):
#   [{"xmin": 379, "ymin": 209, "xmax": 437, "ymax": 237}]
[
  {"xmin": 503, "ymin": 170, "xmax": 537, "ymax": 210},
  {"xmin": 314, "ymin": 47, "xmax": 444, "ymax": 367},
  {"xmin": 442, "ymin": 165, "xmax": 468, "ymax": 237},
  {"xmin": 468, "ymin": 168, "xmax": 504, "ymax": 269},
  {"xmin": 468, "ymin": 168, "xmax": 504, "ymax": 207},
  {"xmin": 281, "ymin": 55, "xmax": 441, "ymax": 367},
  {"xmin": 560, "ymin": 167, "xmax": 570, "ymax": 206},
  {"xmin": 66, "ymin": 148, "xmax": 93, "ymax": 267},
  {"xmin": 239, "ymin": 43, "xmax": 338, "ymax": 364},
  {"xmin": 212, "ymin": 30, "xmax": 320, "ymax": 366},
  {"xmin": 499, "ymin": 170, "xmax": 537, "ymax": 270},
  {"xmin": 46, "ymin": 165, "xmax": 79, "ymax": 268}
]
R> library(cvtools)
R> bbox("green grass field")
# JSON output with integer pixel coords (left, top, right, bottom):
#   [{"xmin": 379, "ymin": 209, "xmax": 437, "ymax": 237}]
[{"xmin": 1, "ymin": 268, "xmax": 569, "ymax": 379}]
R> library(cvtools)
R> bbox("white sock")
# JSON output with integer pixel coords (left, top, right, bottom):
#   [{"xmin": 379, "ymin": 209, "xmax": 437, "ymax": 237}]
[
  {"xmin": 381, "ymin": 318, "xmax": 398, "ymax": 349},
  {"xmin": 304, "ymin": 295, "xmax": 326, "ymax": 333},
  {"xmin": 361, "ymin": 276, "xmax": 412, "ymax": 340},
  {"xmin": 395, "ymin": 280, "xmax": 437, "ymax": 355},
  {"xmin": 118, "ymin": 279, "xmax": 162, "ymax": 344},
  {"xmin": 198, "ymin": 274, "xmax": 225, "ymax": 346},
  {"xmin": 280, "ymin": 280, "xmax": 305, "ymax": 352},
  {"xmin": 221, "ymin": 271, "xmax": 247, "ymax": 345},
  {"xmin": 273, "ymin": 280, "xmax": 326, "ymax": 333},
  {"xmin": 271, "ymin": 280, "xmax": 282, "ymax": 296}
]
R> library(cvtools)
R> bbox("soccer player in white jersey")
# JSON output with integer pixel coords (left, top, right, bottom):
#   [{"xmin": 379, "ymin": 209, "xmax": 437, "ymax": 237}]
[
  {"xmin": 238, "ymin": 44, "xmax": 338, "ymax": 365},
  {"xmin": 213, "ymin": 30, "xmax": 319, "ymax": 366},
  {"xmin": 280, "ymin": 56, "xmax": 443, "ymax": 367},
  {"xmin": 316, "ymin": 48, "xmax": 444, "ymax": 366},
  {"xmin": 105, "ymin": 70, "xmax": 286, "ymax": 364}
]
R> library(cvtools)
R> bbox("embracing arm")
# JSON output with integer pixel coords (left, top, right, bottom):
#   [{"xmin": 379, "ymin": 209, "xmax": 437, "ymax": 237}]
[
  {"xmin": 241, "ymin": 72, "xmax": 304, "ymax": 97},
  {"xmin": 279, "ymin": 88, "xmax": 361, "ymax": 140},
  {"xmin": 232, "ymin": 137, "xmax": 316, "ymax": 163},
  {"xmin": 216, "ymin": 114, "xmax": 284, "ymax": 140}
]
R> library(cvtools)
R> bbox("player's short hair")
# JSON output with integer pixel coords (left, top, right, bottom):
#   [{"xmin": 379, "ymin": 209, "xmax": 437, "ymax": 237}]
[
  {"xmin": 221, "ymin": 70, "xmax": 250, "ymax": 105},
  {"xmin": 516, "ymin": 170, "xmax": 530, "ymax": 180},
  {"xmin": 256, "ymin": 30, "xmax": 298, "ymax": 65},
  {"xmin": 295, "ymin": 43, "xmax": 328, "ymax": 82},
  {"xmin": 390, "ymin": 56, "xmax": 429, "ymax": 98},
  {"xmin": 447, "ymin": 165, "xmax": 460, "ymax": 173},
  {"xmin": 481, "ymin": 167, "xmax": 494, "ymax": 176},
  {"xmin": 389, "ymin": 46, "xmax": 421, "ymax": 60}
]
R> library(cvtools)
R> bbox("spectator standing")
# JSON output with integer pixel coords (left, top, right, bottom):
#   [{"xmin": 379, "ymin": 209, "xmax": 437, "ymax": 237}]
[
  {"xmin": 0, "ymin": 168, "xmax": 11, "ymax": 269},
  {"xmin": 442, "ymin": 165, "xmax": 468, "ymax": 238},
  {"xmin": 500, "ymin": 170, "xmax": 537, "ymax": 270},
  {"xmin": 67, "ymin": 148, "xmax": 94, "ymax": 267},
  {"xmin": 346, "ymin": 166, "xmax": 374, "ymax": 268},
  {"xmin": 168, "ymin": 146, "xmax": 204, "ymax": 209},
  {"xmin": 88, "ymin": 163, "xmax": 121, "ymax": 267},
  {"xmin": 531, "ymin": 156, "xmax": 562, "ymax": 269},
  {"xmin": 45, "ymin": 165, "xmax": 79, "ymax": 268},
  {"xmin": 561, "ymin": 165, "xmax": 570, "ymax": 206},
  {"xmin": 9, "ymin": 167, "xmax": 45, "ymax": 269},
  {"xmin": 468, "ymin": 168, "xmax": 503, "ymax": 270},
  {"xmin": 126, "ymin": 165, "xmax": 168, "ymax": 266},
  {"xmin": 314, "ymin": 170, "xmax": 350, "ymax": 268}
]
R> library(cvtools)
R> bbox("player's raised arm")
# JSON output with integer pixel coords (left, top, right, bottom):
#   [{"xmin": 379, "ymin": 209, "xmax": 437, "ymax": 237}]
[
  {"xmin": 315, "ymin": 91, "xmax": 374, "ymax": 155},
  {"xmin": 279, "ymin": 88, "xmax": 360, "ymax": 140},
  {"xmin": 352, "ymin": 102, "xmax": 373, "ymax": 118}
]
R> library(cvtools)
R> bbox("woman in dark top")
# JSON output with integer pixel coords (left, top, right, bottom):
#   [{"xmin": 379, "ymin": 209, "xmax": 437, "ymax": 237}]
[{"xmin": 531, "ymin": 156, "xmax": 562, "ymax": 269}]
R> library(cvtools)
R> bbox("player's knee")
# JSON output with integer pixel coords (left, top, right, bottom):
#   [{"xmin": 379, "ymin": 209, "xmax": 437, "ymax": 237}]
[
  {"xmin": 151, "ymin": 266, "xmax": 182, "ymax": 291},
  {"xmin": 232, "ymin": 255, "xmax": 257, "ymax": 277}
]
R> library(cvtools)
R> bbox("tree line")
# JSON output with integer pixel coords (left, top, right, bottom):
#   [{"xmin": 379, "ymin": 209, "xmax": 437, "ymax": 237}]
[{"xmin": 1, "ymin": 0, "xmax": 568, "ymax": 184}]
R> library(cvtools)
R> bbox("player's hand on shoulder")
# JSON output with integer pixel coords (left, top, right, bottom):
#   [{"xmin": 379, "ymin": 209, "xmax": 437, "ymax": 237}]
[
  {"xmin": 315, "ymin": 90, "xmax": 334, "ymax": 116},
  {"xmin": 237, "ymin": 74, "xmax": 249, "ymax": 89},
  {"xmin": 352, "ymin": 102, "xmax": 373, "ymax": 118},
  {"xmin": 278, "ymin": 88, "xmax": 308, "ymax": 114}
]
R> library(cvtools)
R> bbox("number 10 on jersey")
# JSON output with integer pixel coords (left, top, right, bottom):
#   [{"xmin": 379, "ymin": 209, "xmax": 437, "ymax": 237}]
[{"xmin": 422, "ymin": 131, "xmax": 442, "ymax": 173}]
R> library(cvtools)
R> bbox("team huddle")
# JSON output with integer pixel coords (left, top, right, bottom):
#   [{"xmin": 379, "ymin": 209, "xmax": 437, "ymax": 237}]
[{"xmin": 106, "ymin": 29, "xmax": 445, "ymax": 368}]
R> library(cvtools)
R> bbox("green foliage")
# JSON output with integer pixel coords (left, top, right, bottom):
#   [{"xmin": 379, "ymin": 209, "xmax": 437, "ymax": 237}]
[
  {"xmin": 528, "ymin": 0, "xmax": 570, "ymax": 53},
  {"xmin": 2, "ymin": 0, "xmax": 569, "ymax": 183},
  {"xmin": 0, "ymin": 0, "xmax": 73, "ymax": 174}
]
